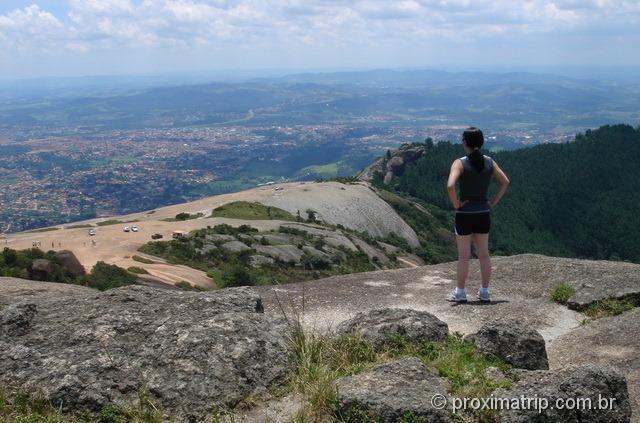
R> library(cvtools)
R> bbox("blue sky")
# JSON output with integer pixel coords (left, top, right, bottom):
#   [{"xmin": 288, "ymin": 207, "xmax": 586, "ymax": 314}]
[{"xmin": 0, "ymin": 1, "xmax": 639, "ymax": 79}]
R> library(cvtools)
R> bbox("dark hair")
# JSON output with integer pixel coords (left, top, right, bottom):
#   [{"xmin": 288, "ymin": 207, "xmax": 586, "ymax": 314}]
[{"xmin": 463, "ymin": 127, "xmax": 485, "ymax": 172}]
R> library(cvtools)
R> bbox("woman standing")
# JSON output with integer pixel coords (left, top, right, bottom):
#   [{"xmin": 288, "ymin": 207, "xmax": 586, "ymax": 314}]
[{"xmin": 446, "ymin": 127, "xmax": 510, "ymax": 303}]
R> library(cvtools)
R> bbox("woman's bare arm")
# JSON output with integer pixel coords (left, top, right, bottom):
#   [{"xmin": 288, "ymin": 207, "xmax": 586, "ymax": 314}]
[
  {"xmin": 490, "ymin": 160, "xmax": 510, "ymax": 208},
  {"xmin": 446, "ymin": 159, "xmax": 465, "ymax": 209}
]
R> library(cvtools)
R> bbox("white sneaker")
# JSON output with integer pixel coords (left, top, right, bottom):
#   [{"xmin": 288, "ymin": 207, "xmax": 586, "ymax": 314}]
[
  {"xmin": 446, "ymin": 289, "xmax": 467, "ymax": 303},
  {"xmin": 477, "ymin": 289, "xmax": 491, "ymax": 303}
]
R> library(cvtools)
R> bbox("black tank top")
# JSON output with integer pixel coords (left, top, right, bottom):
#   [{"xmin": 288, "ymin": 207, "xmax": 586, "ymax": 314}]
[{"xmin": 457, "ymin": 154, "xmax": 493, "ymax": 213}]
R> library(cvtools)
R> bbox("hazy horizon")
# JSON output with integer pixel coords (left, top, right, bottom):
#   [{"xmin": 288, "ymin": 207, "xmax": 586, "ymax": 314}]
[{"xmin": 1, "ymin": 1, "xmax": 639, "ymax": 80}]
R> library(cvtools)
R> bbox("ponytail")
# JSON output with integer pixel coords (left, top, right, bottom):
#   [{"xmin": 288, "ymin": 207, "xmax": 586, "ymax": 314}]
[
  {"xmin": 462, "ymin": 127, "xmax": 485, "ymax": 172},
  {"xmin": 468, "ymin": 148, "xmax": 485, "ymax": 172}
]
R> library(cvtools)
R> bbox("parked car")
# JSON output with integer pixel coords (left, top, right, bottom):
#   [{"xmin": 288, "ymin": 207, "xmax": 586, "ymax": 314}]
[
  {"xmin": 151, "ymin": 233, "xmax": 163, "ymax": 240},
  {"xmin": 88, "ymin": 229, "xmax": 96, "ymax": 236},
  {"xmin": 131, "ymin": 225, "xmax": 139, "ymax": 232},
  {"xmin": 123, "ymin": 226, "xmax": 130, "ymax": 232}
]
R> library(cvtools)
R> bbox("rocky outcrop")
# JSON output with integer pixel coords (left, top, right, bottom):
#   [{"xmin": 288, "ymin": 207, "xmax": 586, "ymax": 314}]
[
  {"xmin": 29, "ymin": 259, "xmax": 53, "ymax": 281},
  {"xmin": 334, "ymin": 356, "xmax": 453, "ymax": 422},
  {"xmin": 468, "ymin": 319, "xmax": 549, "ymax": 370},
  {"xmin": 566, "ymin": 272, "xmax": 640, "ymax": 310},
  {"xmin": 496, "ymin": 365, "xmax": 632, "ymax": 422},
  {"xmin": 0, "ymin": 284, "xmax": 290, "ymax": 423},
  {"xmin": 254, "ymin": 244, "xmax": 305, "ymax": 263},
  {"xmin": 54, "ymin": 250, "xmax": 86, "ymax": 276},
  {"xmin": 357, "ymin": 144, "xmax": 425, "ymax": 185},
  {"xmin": 220, "ymin": 240, "xmax": 252, "ymax": 253},
  {"xmin": 337, "ymin": 308, "xmax": 449, "ymax": 347},
  {"xmin": 0, "ymin": 277, "xmax": 92, "ymax": 307}
]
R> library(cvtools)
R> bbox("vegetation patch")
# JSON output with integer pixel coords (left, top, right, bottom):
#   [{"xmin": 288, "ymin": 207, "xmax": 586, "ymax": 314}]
[
  {"xmin": 86, "ymin": 262, "xmax": 138, "ymax": 291},
  {"xmin": 375, "ymin": 189, "xmax": 456, "ymax": 264},
  {"xmin": 66, "ymin": 224, "xmax": 93, "ymax": 229},
  {"xmin": 25, "ymin": 227, "xmax": 60, "ymax": 233},
  {"xmin": 96, "ymin": 219, "xmax": 137, "ymax": 227},
  {"xmin": 0, "ymin": 386, "xmax": 162, "ymax": 423},
  {"xmin": 1, "ymin": 247, "xmax": 139, "ymax": 291},
  {"xmin": 583, "ymin": 297, "xmax": 635, "ymax": 320},
  {"xmin": 127, "ymin": 266, "xmax": 149, "ymax": 275},
  {"xmin": 138, "ymin": 223, "xmax": 376, "ymax": 288},
  {"xmin": 284, "ymin": 319, "xmax": 511, "ymax": 422},
  {"xmin": 162, "ymin": 212, "xmax": 204, "ymax": 222},
  {"xmin": 211, "ymin": 201, "xmax": 295, "ymax": 221},
  {"xmin": 550, "ymin": 283, "xmax": 576, "ymax": 305},
  {"xmin": 132, "ymin": 255, "xmax": 156, "ymax": 264}
]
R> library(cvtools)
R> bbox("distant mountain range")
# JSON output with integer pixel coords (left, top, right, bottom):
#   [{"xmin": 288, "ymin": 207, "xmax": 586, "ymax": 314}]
[{"xmin": 1, "ymin": 69, "xmax": 638, "ymax": 131}]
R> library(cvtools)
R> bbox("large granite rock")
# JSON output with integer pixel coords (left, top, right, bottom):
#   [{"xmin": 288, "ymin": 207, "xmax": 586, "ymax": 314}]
[
  {"xmin": 337, "ymin": 308, "xmax": 449, "ymax": 347},
  {"xmin": 334, "ymin": 356, "xmax": 452, "ymax": 422},
  {"xmin": 496, "ymin": 365, "xmax": 632, "ymax": 422},
  {"xmin": 548, "ymin": 308, "xmax": 640, "ymax": 420},
  {"xmin": 30, "ymin": 259, "xmax": 53, "ymax": 281},
  {"xmin": 249, "ymin": 254, "xmax": 275, "ymax": 267},
  {"xmin": 0, "ymin": 284, "xmax": 290, "ymax": 423},
  {"xmin": 468, "ymin": 319, "xmax": 549, "ymax": 370},
  {"xmin": 220, "ymin": 240, "xmax": 252, "ymax": 253},
  {"xmin": 54, "ymin": 250, "xmax": 86, "ymax": 276},
  {"xmin": 254, "ymin": 244, "xmax": 305, "ymax": 263}
]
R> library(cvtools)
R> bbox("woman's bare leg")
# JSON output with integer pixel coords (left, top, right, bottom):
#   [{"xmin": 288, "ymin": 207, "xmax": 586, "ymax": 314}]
[
  {"xmin": 456, "ymin": 234, "xmax": 472, "ymax": 289},
  {"xmin": 472, "ymin": 233, "xmax": 491, "ymax": 288}
]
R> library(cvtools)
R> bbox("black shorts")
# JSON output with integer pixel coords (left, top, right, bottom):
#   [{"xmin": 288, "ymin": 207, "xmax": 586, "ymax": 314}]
[{"xmin": 454, "ymin": 211, "xmax": 491, "ymax": 235}]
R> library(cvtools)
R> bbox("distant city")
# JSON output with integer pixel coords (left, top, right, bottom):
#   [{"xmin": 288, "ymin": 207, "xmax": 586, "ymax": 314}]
[{"xmin": 1, "ymin": 69, "xmax": 636, "ymax": 233}]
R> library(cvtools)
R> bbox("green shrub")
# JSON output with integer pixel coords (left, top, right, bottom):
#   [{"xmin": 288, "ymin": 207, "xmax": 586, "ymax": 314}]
[
  {"xmin": 550, "ymin": 283, "xmax": 576, "ymax": 304},
  {"xmin": 127, "ymin": 266, "xmax": 148, "ymax": 275},
  {"xmin": 85, "ymin": 262, "xmax": 137, "ymax": 291},
  {"xmin": 220, "ymin": 265, "xmax": 256, "ymax": 288}
]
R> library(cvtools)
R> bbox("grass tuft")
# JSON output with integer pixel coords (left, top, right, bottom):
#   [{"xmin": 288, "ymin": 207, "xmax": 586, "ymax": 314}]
[
  {"xmin": 550, "ymin": 283, "xmax": 575, "ymax": 305},
  {"xmin": 0, "ymin": 387, "xmax": 162, "ymax": 423}
]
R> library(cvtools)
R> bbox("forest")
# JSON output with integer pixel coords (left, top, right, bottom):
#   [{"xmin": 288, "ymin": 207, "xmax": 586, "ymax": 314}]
[{"xmin": 385, "ymin": 124, "xmax": 640, "ymax": 263}]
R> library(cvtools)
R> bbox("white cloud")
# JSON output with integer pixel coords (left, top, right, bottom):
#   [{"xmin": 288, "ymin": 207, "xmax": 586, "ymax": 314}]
[{"xmin": 0, "ymin": 0, "xmax": 638, "ymax": 74}]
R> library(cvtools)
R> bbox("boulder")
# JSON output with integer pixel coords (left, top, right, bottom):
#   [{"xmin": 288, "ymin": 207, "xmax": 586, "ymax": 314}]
[
  {"xmin": 29, "ymin": 259, "xmax": 53, "ymax": 281},
  {"xmin": 337, "ymin": 308, "xmax": 448, "ymax": 347},
  {"xmin": 54, "ymin": 250, "xmax": 86, "ymax": 276},
  {"xmin": 0, "ymin": 285, "xmax": 290, "ymax": 423},
  {"xmin": 220, "ymin": 240, "xmax": 252, "ymax": 253},
  {"xmin": 468, "ymin": 319, "xmax": 549, "ymax": 370},
  {"xmin": 496, "ymin": 365, "xmax": 631, "ymax": 422},
  {"xmin": 334, "ymin": 356, "xmax": 453, "ymax": 422},
  {"xmin": 386, "ymin": 156, "xmax": 405, "ymax": 174},
  {"xmin": 254, "ymin": 244, "xmax": 305, "ymax": 263},
  {"xmin": 250, "ymin": 255, "xmax": 275, "ymax": 267}
]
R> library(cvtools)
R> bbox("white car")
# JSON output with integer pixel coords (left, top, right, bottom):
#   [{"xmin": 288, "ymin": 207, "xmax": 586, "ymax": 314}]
[
  {"xmin": 123, "ymin": 226, "xmax": 130, "ymax": 232},
  {"xmin": 131, "ymin": 225, "xmax": 139, "ymax": 232},
  {"xmin": 88, "ymin": 229, "xmax": 96, "ymax": 236}
]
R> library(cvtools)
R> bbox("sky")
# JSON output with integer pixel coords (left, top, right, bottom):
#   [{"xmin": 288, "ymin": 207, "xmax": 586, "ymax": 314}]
[{"xmin": 0, "ymin": 0, "xmax": 639, "ymax": 79}]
